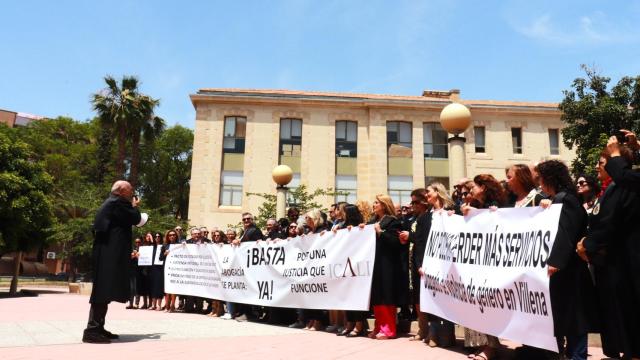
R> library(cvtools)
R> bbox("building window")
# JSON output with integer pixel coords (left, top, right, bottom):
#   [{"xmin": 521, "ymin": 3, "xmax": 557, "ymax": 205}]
[
  {"xmin": 423, "ymin": 123, "xmax": 448, "ymax": 158},
  {"xmin": 223, "ymin": 116, "xmax": 246, "ymax": 153},
  {"xmin": 220, "ymin": 171, "xmax": 243, "ymax": 206},
  {"xmin": 286, "ymin": 173, "xmax": 301, "ymax": 207},
  {"xmin": 335, "ymin": 120, "xmax": 357, "ymax": 157},
  {"xmin": 335, "ymin": 175, "xmax": 357, "ymax": 203},
  {"xmin": 548, "ymin": 129, "xmax": 559, "ymax": 155},
  {"xmin": 387, "ymin": 121, "xmax": 412, "ymax": 149},
  {"xmin": 511, "ymin": 127, "xmax": 522, "ymax": 154},
  {"xmin": 388, "ymin": 176, "xmax": 413, "ymax": 206},
  {"xmin": 279, "ymin": 118, "xmax": 302, "ymax": 156},
  {"xmin": 474, "ymin": 126, "xmax": 486, "ymax": 153}
]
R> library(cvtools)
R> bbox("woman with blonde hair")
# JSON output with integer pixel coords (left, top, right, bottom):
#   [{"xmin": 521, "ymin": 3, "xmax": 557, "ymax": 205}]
[
  {"xmin": 364, "ymin": 194, "xmax": 408, "ymax": 339},
  {"xmin": 302, "ymin": 209, "xmax": 329, "ymax": 331},
  {"xmin": 356, "ymin": 200, "xmax": 373, "ymax": 223},
  {"xmin": 422, "ymin": 183, "xmax": 456, "ymax": 348}
]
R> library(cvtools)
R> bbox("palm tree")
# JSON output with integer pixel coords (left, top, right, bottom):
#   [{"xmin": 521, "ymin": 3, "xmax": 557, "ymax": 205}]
[
  {"xmin": 128, "ymin": 95, "xmax": 165, "ymax": 188},
  {"xmin": 91, "ymin": 75, "xmax": 140, "ymax": 179}
]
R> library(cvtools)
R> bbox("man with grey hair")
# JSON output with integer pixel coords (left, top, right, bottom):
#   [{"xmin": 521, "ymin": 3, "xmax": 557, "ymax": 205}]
[{"xmin": 83, "ymin": 180, "xmax": 147, "ymax": 343}]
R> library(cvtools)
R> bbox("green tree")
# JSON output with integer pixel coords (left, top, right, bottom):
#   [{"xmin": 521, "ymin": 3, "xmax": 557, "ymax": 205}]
[
  {"xmin": 0, "ymin": 125, "xmax": 54, "ymax": 294},
  {"xmin": 246, "ymin": 185, "xmax": 343, "ymax": 229},
  {"xmin": 92, "ymin": 75, "xmax": 140, "ymax": 180},
  {"xmin": 560, "ymin": 65, "xmax": 640, "ymax": 175},
  {"xmin": 128, "ymin": 94, "xmax": 165, "ymax": 188},
  {"xmin": 138, "ymin": 125, "xmax": 193, "ymax": 219}
]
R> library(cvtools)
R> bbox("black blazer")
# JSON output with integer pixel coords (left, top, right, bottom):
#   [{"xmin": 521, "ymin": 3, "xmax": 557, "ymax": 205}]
[{"xmin": 241, "ymin": 224, "xmax": 264, "ymax": 242}]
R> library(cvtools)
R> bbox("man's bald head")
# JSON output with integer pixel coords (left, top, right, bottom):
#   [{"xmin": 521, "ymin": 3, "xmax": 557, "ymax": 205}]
[{"xmin": 111, "ymin": 180, "xmax": 133, "ymax": 199}]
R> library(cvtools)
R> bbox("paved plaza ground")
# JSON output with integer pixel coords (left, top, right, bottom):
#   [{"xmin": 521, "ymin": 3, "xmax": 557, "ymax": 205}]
[{"xmin": 0, "ymin": 286, "xmax": 606, "ymax": 360}]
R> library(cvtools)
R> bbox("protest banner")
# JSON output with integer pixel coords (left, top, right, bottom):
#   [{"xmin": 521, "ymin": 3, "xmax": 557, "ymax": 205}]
[
  {"xmin": 420, "ymin": 206, "xmax": 562, "ymax": 352},
  {"xmin": 137, "ymin": 245, "xmax": 154, "ymax": 266},
  {"xmin": 153, "ymin": 245, "xmax": 163, "ymax": 265},
  {"xmin": 164, "ymin": 225, "xmax": 376, "ymax": 310}
]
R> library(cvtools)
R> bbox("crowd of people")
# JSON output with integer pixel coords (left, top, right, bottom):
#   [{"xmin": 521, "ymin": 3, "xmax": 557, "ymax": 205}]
[{"xmin": 123, "ymin": 131, "xmax": 640, "ymax": 360}]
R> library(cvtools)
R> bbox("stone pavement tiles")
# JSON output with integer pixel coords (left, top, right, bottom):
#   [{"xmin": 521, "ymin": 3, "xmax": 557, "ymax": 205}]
[{"xmin": 0, "ymin": 289, "xmax": 606, "ymax": 360}]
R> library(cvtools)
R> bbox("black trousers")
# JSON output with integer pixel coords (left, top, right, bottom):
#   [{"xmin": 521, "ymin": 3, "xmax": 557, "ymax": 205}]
[{"xmin": 85, "ymin": 303, "xmax": 109, "ymax": 333}]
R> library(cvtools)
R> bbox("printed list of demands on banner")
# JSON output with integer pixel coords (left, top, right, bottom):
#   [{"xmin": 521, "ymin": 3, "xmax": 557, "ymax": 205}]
[{"xmin": 166, "ymin": 249, "xmax": 220, "ymax": 289}]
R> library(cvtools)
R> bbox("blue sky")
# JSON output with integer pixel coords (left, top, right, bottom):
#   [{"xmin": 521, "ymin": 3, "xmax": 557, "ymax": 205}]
[{"xmin": 1, "ymin": 0, "xmax": 639, "ymax": 128}]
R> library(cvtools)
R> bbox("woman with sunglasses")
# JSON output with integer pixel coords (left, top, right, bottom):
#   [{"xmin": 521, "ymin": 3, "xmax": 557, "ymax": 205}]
[
  {"xmin": 148, "ymin": 232, "xmax": 165, "ymax": 310},
  {"xmin": 206, "ymin": 230, "xmax": 227, "ymax": 317},
  {"xmin": 399, "ymin": 188, "xmax": 429, "ymax": 343},
  {"xmin": 577, "ymin": 144, "xmax": 640, "ymax": 359},
  {"xmin": 575, "ymin": 174, "xmax": 598, "ymax": 214},
  {"xmin": 159, "ymin": 230, "xmax": 178, "ymax": 312}
]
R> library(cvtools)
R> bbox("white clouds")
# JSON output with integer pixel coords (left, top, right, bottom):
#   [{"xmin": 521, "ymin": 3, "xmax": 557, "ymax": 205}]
[{"xmin": 512, "ymin": 11, "xmax": 640, "ymax": 46}]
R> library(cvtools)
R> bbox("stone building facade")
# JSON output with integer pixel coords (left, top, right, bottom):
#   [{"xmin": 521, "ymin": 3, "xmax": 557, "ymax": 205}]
[{"xmin": 188, "ymin": 88, "xmax": 573, "ymax": 229}]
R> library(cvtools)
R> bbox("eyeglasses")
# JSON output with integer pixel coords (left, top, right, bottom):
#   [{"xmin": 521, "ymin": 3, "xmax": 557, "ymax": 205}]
[
  {"xmin": 576, "ymin": 181, "xmax": 587, "ymax": 187},
  {"xmin": 289, "ymin": 225, "xmax": 297, "ymax": 228},
  {"xmin": 168, "ymin": 233, "xmax": 177, "ymax": 237},
  {"xmin": 242, "ymin": 217, "xmax": 252, "ymax": 222}
]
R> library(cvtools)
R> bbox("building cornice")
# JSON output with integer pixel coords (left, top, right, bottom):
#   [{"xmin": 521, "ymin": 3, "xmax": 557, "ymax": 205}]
[{"xmin": 190, "ymin": 89, "xmax": 561, "ymax": 116}]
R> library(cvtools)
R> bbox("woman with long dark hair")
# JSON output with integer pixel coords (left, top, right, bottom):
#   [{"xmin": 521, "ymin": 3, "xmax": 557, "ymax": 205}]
[
  {"xmin": 536, "ymin": 160, "xmax": 594, "ymax": 360},
  {"xmin": 575, "ymin": 174, "xmax": 598, "ymax": 213},
  {"xmin": 148, "ymin": 232, "xmax": 165, "ymax": 310},
  {"xmin": 461, "ymin": 174, "xmax": 506, "ymax": 360},
  {"xmin": 506, "ymin": 164, "xmax": 543, "ymax": 207},
  {"xmin": 336, "ymin": 204, "xmax": 368, "ymax": 337},
  {"xmin": 159, "ymin": 230, "xmax": 178, "ymax": 312}
]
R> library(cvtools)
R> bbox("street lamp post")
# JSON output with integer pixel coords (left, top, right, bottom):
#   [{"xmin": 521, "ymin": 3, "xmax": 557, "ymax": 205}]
[
  {"xmin": 272, "ymin": 165, "xmax": 293, "ymax": 220},
  {"xmin": 439, "ymin": 103, "xmax": 472, "ymax": 190}
]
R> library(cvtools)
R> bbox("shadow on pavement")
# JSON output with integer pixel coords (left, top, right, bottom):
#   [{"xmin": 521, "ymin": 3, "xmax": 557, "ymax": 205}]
[
  {"xmin": 0, "ymin": 288, "xmax": 66, "ymax": 298},
  {"xmin": 116, "ymin": 333, "xmax": 165, "ymax": 342}
]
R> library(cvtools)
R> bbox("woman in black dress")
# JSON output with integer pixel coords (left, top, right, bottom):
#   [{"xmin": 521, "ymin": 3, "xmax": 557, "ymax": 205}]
[
  {"xmin": 578, "ymin": 144, "xmax": 640, "ymax": 359},
  {"xmin": 149, "ymin": 232, "xmax": 165, "ymax": 310},
  {"xmin": 335, "ymin": 204, "xmax": 368, "ymax": 337},
  {"xmin": 136, "ymin": 232, "xmax": 153, "ymax": 309},
  {"xmin": 536, "ymin": 160, "xmax": 594, "ymax": 360},
  {"xmin": 366, "ymin": 194, "xmax": 407, "ymax": 340},
  {"xmin": 160, "ymin": 229, "xmax": 178, "ymax": 312}
]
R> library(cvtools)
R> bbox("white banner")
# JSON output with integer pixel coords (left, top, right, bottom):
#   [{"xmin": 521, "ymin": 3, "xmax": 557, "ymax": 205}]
[
  {"xmin": 153, "ymin": 245, "xmax": 163, "ymax": 265},
  {"xmin": 137, "ymin": 245, "xmax": 154, "ymax": 266},
  {"xmin": 164, "ymin": 225, "xmax": 376, "ymax": 310},
  {"xmin": 420, "ymin": 206, "xmax": 562, "ymax": 352}
]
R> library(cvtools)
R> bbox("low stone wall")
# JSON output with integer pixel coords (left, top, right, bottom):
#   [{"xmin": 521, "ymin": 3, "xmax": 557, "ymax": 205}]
[{"xmin": 68, "ymin": 282, "xmax": 92, "ymax": 295}]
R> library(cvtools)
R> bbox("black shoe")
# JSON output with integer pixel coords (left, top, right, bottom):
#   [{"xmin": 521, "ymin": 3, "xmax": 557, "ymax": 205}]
[
  {"xmin": 82, "ymin": 331, "xmax": 111, "ymax": 344},
  {"xmin": 235, "ymin": 314, "xmax": 248, "ymax": 322},
  {"xmin": 100, "ymin": 329, "xmax": 119, "ymax": 339}
]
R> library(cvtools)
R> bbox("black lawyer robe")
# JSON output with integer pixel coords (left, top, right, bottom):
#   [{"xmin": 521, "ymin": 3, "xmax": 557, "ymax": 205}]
[
  {"xmin": 409, "ymin": 211, "xmax": 432, "ymax": 304},
  {"xmin": 585, "ymin": 158, "xmax": 640, "ymax": 357},
  {"xmin": 90, "ymin": 195, "xmax": 141, "ymax": 304},
  {"xmin": 545, "ymin": 191, "xmax": 595, "ymax": 337},
  {"xmin": 370, "ymin": 215, "xmax": 409, "ymax": 306}
]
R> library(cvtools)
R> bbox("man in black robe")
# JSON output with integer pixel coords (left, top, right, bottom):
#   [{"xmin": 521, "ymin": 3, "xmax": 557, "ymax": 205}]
[{"xmin": 82, "ymin": 180, "xmax": 147, "ymax": 343}]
